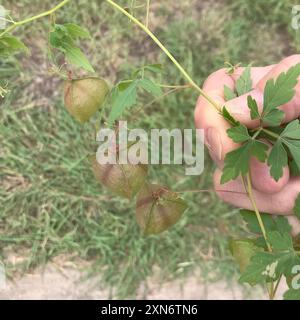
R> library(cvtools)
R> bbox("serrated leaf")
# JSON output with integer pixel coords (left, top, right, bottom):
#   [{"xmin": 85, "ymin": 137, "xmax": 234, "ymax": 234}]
[
  {"xmin": 221, "ymin": 143, "xmax": 252, "ymax": 183},
  {"xmin": 0, "ymin": 35, "xmax": 28, "ymax": 57},
  {"xmin": 294, "ymin": 194, "xmax": 300, "ymax": 219},
  {"xmin": 263, "ymin": 108, "xmax": 285, "ymax": 127},
  {"xmin": 275, "ymin": 216, "xmax": 292, "ymax": 234},
  {"xmin": 64, "ymin": 43, "xmax": 94, "ymax": 72},
  {"xmin": 283, "ymin": 139, "xmax": 300, "ymax": 170},
  {"xmin": 143, "ymin": 63, "xmax": 163, "ymax": 73},
  {"xmin": 236, "ymin": 66, "xmax": 252, "ymax": 96},
  {"xmin": 247, "ymin": 95, "xmax": 260, "ymax": 120},
  {"xmin": 221, "ymin": 140, "xmax": 268, "ymax": 184},
  {"xmin": 240, "ymin": 210, "xmax": 276, "ymax": 234},
  {"xmin": 281, "ymin": 119, "xmax": 300, "ymax": 139},
  {"xmin": 250, "ymin": 140, "xmax": 269, "ymax": 162},
  {"xmin": 227, "ymin": 124, "xmax": 250, "ymax": 143},
  {"xmin": 229, "ymin": 238, "xmax": 262, "ymax": 272},
  {"xmin": 133, "ymin": 64, "xmax": 163, "ymax": 78},
  {"xmin": 224, "ymin": 85, "xmax": 237, "ymax": 101},
  {"xmin": 138, "ymin": 78, "xmax": 162, "ymax": 97},
  {"xmin": 221, "ymin": 106, "xmax": 239, "ymax": 127},
  {"xmin": 264, "ymin": 63, "xmax": 300, "ymax": 112},
  {"xmin": 108, "ymin": 80, "xmax": 138, "ymax": 125},
  {"xmin": 49, "ymin": 23, "xmax": 94, "ymax": 72},
  {"xmin": 284, "ymin": 289, "xmax": 300, "ymax": 300},
  {"xmin": 267, "ymin": 140, "xmax": 288, "ymax": 181},
  {"xmin": 267, "ymin": 231, "xmax": 293, "ymax": 252},
  {"xmin": 239, "ymin": 252, "xmax": 279, "ymax": 285},
  {"xmin": 290, "ymin": 159, "xmax": 300, "ymax": 176},
  {"xmin": 63, "ymin": 23, "xmax": 91, "ymax": 39},
  {"xmin": 262, "ymin": 63, "xmax": 300, "ymax": 126},
  {"xmin": 276, "ymin": 253, "xmax": 300, "ymax": 278}
]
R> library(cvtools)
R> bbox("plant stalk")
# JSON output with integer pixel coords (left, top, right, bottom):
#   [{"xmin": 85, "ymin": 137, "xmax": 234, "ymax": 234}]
[
  {"xmin": 0, "ymin": 0, "xmax": 71, "ymax": 37},
  {"xmin": 246, "ymin": 173, "xmax": 272, "ymax": 252},
  {"xmin": 105, "ymin": 0, "xmax": 221, "ymax": 112}
]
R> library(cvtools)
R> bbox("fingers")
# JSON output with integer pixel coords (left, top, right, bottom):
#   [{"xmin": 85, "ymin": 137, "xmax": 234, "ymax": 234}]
[
  {"xmin": 214, "ymin": 169, "xmax": 300, "ymax": 215},
  {"xmin": 195, "ymin": 66, "xmax": 276, "ymax": 163},
  {"xmin": 195, "ymin": 68, "xmax": 238, "ymax": 165},
  {"xmin": 225, "ymin": 55, "xmax": 300, "ymax": 127},
  {"xmin": 249, "ymin": 147, "xmax": 289, "ymax": 194},
  {"xmin": 257, "ymin": 54, "xmax": 300, "ymax": 123},
  {"xmin": 230, "ymin": 66, "xmax": 275, "ymax": 86},
  {"xmin": 286, "ymin": 216, "xmax": 300, "ymax": 237}
]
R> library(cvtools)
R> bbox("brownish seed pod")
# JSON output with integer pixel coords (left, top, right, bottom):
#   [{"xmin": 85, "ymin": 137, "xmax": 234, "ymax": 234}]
[
  {"xmin": 64, "ymin": 77, "xmax": 109, "ymax": 123},
  {"xmin": 92, "ymin": 157, "xmax": 148, "ymax": 199},
  {"xmin": 136, "ymin": 183, "xmax": 188, "ymax": 235}
]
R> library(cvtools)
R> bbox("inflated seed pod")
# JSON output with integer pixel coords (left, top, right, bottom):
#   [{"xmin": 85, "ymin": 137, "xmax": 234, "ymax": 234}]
[
  {"xmin": 136, "ymin": 183, "xmax": 188, "ymax": 235},
  {"xmin": 92, "ymin": 156, "xmax": 148, "ymax": 199},
  {"xmin": 64, "ymin": 77, "xmax": 109, "ymax": 123}
]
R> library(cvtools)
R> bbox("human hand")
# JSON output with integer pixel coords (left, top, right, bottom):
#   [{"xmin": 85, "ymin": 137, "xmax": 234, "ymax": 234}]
[{"xmin": 195, "ymin": 55, "xmax": 300, "ymax": 236}]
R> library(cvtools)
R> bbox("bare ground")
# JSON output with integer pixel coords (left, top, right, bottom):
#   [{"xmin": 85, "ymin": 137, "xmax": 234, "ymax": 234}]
[{"xmin": 0, "ymin": 257, "xmax": 287, "ymax": 300}]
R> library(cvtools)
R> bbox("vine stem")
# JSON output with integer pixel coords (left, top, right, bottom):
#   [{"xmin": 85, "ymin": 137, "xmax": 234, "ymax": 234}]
[
  {"xmin": 246, "ymin": 173, "xmax": 272, "ymax": 252},
  {"xmin": 105, "ymin": 0, "xmax": 221, "ymax": 112},
  {"xmin": 145, "ymin": 0, "xmax": 150, "ymax": 28},
  {"xmin": 0, "ymin": 0, "xmax": 282, "ymax": 300},
  {"xmin": 245, "ymin": 173, "xmax": 276, "ymax": 299},
  {"xmin": 0, "ymin": 0, "xmax": 71, "ymax": 38}
]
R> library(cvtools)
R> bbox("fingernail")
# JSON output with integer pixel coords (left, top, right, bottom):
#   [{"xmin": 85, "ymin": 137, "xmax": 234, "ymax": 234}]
[{"xmin": 206, "ymin": 127, "xmax": 223, "ymax": 161}]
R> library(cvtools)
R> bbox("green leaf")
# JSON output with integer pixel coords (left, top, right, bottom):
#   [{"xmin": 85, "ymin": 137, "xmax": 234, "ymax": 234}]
[
  {"xmin": 275, "ymin": 253, "xmax": 300, "ymax": 278},
  {"xmin": 275, "ymin": 216, "xmax": 292, "ymax": 234},
  {"xmin": 290, "ymin": 159, "xmax": 300, "ymax": 176},
  {"xmin": 63, "ymin": 23, "xmax": 91, "ymax": 39},
  {"xmin": 224, "ymin": 85, "xmax": 237, "ymax": 101},
  {"xmin": 229, "ymin": 238, "xmax": 262, "ymax": 272},
  {"xmin": 138, "ymin": 78, "xmax": 162, "ymax": 97},
  {"xmin": 281, "ymin": 119, "xmax": 300, "ymax": 139},
  {"xmin": 284, "ymin": 289, "xmax": 300, "ymax": 300},
  {"xmin": 221, "ymin": 106, "xmax": 239, "ymax": 127},
  {"xmin": 108, "ymin": 80, "xmax": 138, "ymax": 125},
  {"xmin": 240, "ymin": 210, "xmax": 275, "ymax": 234},
  {"xmin": 267, "ymin": 119, "xmax": 300, "ymax": 179},
  {"xmin": 239, "ymin": 252, "xmax": 279, "ymax": 285},
  {"xmin": 283, "ymin": 139, "xmax": 300, "ymax": 170},
  {"xmin": 250, "ymin": 140, "xmax": 269, "ymax": 162},
  {"xmin": 227, "ymin": 124, "xmax": 250, "ymax": 143},
  {"xmin": 49, "ymin": 23, "xmax": 94, "ymax": 72},
  {"xmin": 142, "ymin": 63, "xmax": 163, "ymax": 73},
  {"xmin": 247, "ymin": 95, "xmax": 260, "ymax": 120},
  {"xmin": 236, "ymin": 66, "xmax": 252, "ymax": 96},
  {"xmin": 263, "ymin": 109, "xmax": 285, "ymax": 127},
  {"xmin": 267, "ymin": 140, "xmax": 288, "ymax": 181},
  {"xmin": 267, "ymin": 231, "xmax": 294, "ymax": 252},
  {"xmin": 0, "ymin": 35, "xmax": 28, "ymax": 57},
  {"xmin": 241, "ymin": 210, "xmax": 291, "ymax": 234},
  {"xmin": 64, "ymin": 43, "xmax": 94, "ymax": 72},
  {"xmin": 133, "ymin": 64, "xmax": 163, "ymax": 78},
  {"xmin": 221, "ymin": 140, "xmax": 268, "ymax": 184},
  {"xmin": 221, "ymin": 143, "xmax": 252, "ymax": 184},
  {"xmin": 264, "ymin": 63, "xmax": 300, "ymax": 112},
  {"xmin": 294, "ymin": 194, "xmax": 300, "ymax": 219},
  {"xmin": 262, "ymin": 63, "xmax": 300, "ymax": 126}
]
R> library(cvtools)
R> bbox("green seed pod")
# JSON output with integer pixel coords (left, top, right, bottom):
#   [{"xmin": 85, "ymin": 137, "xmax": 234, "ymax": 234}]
[
  {"xmin": 136, "ymin": 183, "xmax": 187, "ymax": 235},
  {"xmin": 92, "ymin": 157, "xmax": 148, "ymax": 199},
  {"xmin": 64, "ymin": 77, "xmax": 109, "ymax": 123}
]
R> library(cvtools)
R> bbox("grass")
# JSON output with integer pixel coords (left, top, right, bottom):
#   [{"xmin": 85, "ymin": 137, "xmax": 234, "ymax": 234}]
[{"xmin": 0, "ymin": 0, "xmax": 298, "ymax": 298}]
